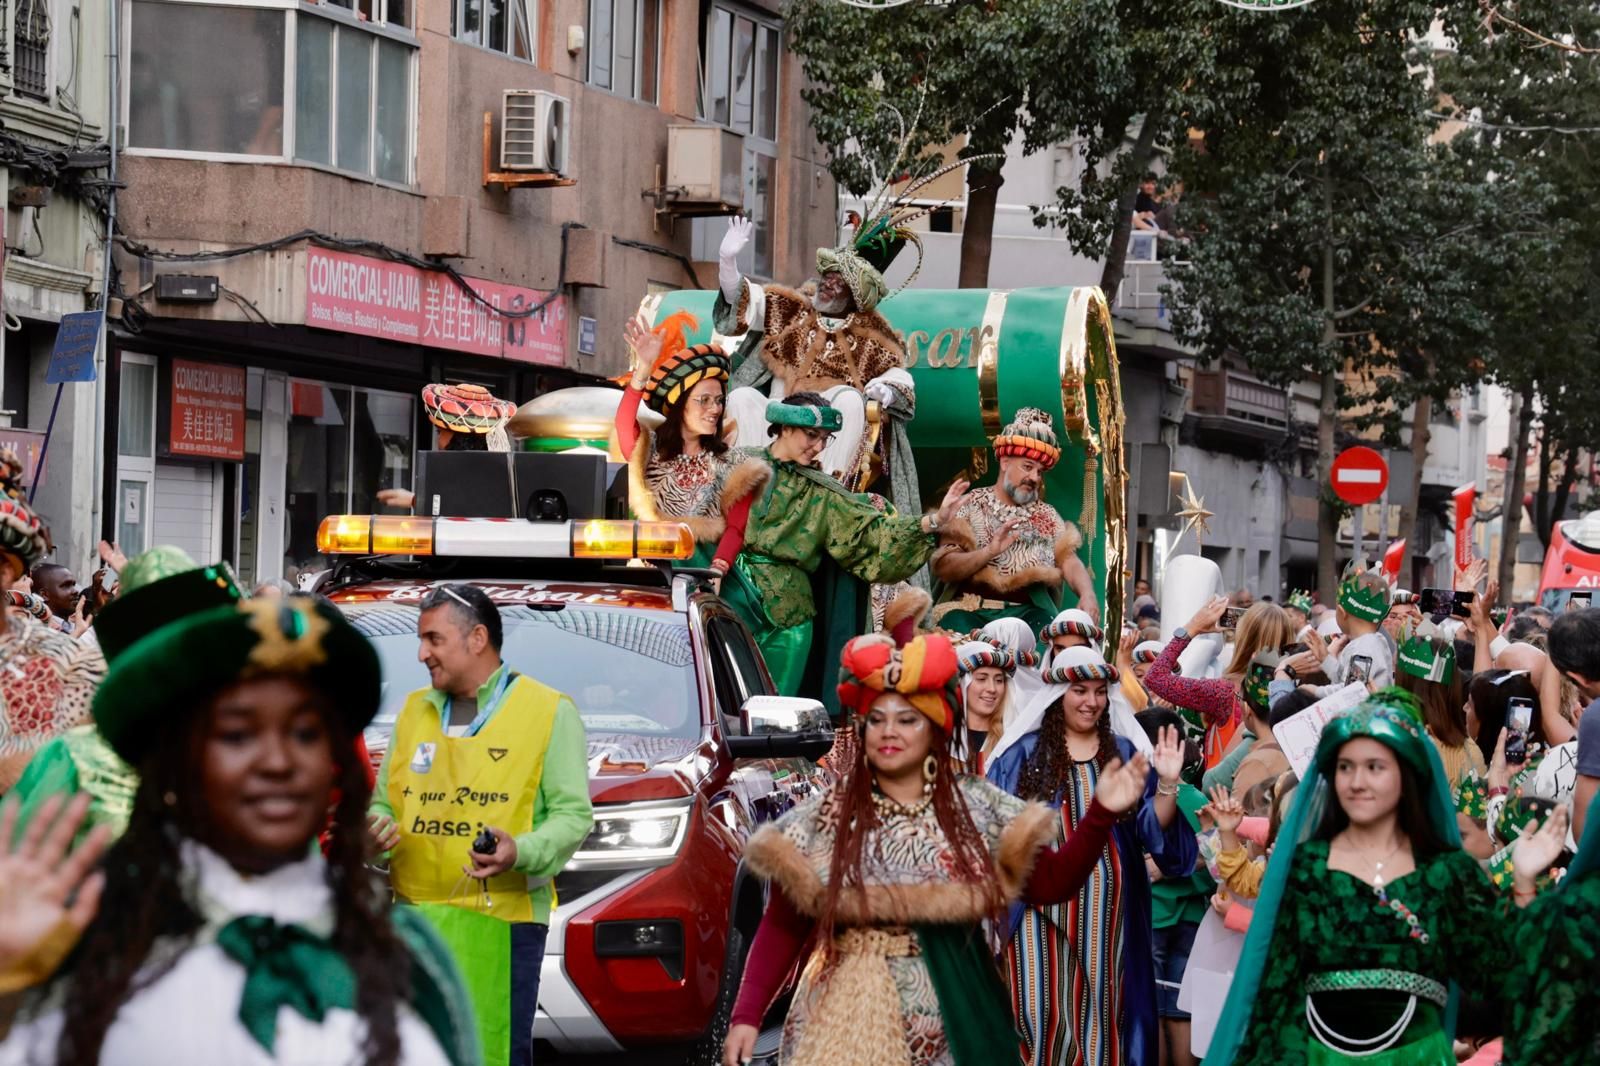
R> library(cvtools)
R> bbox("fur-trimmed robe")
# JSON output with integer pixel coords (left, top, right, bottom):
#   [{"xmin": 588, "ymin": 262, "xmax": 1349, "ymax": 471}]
[
  {"xmin": 729, "ymin": 283, "xmax": 904, "ymax": 396},
  {"xmin": 627, "ymin": 426, "xmax": 771, "ymax": 543},
  {"xmin": 936, "ymin": 486, "xmax": 1083, "ymax": 599}
]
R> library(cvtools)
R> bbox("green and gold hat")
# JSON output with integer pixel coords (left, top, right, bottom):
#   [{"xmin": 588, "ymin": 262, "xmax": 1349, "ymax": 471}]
[
  {"xmin": 1286, "ymin": 590, "xmax": 1314, "ymax": 617},
  {"xmin": 815, "ymin": 245, "xmax": 889, "ymax": 313},
  {"xmin": 1313, "ymin": 687, "xmax": 1433, "ymax": 777},
  {"xmin": 1337, "ymin": 558, "xmax": 1391, "ymax": 625},
  {"xmin": 766, "ymin": 399, "xmax": 844, "ymax": 433},
  {"xmin": 93, "ymin": 546, "xmax": 243, "ymax": 665},
  {"xmin": 93, "ymin": 597, "xmax": 379, "ymax": 766},
  {"xmin": 1397, "ymin": 622, "xmax": 1455, "ymax": 684}
]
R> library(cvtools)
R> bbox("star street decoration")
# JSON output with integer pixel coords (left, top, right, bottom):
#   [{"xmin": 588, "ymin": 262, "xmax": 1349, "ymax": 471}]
[{"xmin": 1175, "ymin": 476, "xmax": 1214, "ymax": 547}]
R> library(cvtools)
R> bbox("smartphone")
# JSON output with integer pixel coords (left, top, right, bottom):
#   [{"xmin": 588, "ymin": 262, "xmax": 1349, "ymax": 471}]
[
  {"xmin": 1350, "ymin": 655, "xmax": 1373, "ymax": 683},
  {"xmin": 1219, "ymin": 606, "xmax": 1246, "ymax": 632},
  {"xmin": 1506, "ymin": 697, "xmax": 1535, "ymax": 765},
  {"xmin": 1419, "ymin": 588, "xmax": 1474, "ymax": 617},
  {"xmin": 1570, "ymin": 592, "xmax": 1593, "ymax": 612}
]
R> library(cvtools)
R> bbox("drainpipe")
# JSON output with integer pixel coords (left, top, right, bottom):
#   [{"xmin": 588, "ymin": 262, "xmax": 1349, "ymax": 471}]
[{"xmin": 89, "ymin": 0, "xmax": 119, "ymax": 548}]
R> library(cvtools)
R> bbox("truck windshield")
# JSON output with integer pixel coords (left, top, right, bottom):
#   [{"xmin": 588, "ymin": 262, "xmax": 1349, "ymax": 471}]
[{"xmin": 342, "ymin": 603, "xmax": 701, "ymax": 743}]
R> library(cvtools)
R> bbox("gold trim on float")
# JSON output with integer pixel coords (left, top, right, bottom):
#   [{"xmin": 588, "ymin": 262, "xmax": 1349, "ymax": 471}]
[
  {"xmin": 1059, "ymin": 289, "xmax": 1097, "ymax": 453},
  {"xmin": 1081, "ymin": 287, "xmax": 1129, "ymax": 638},
  {"xmin": 978, "ymin": 290, "xmax": 1008, "ymax": 438}
]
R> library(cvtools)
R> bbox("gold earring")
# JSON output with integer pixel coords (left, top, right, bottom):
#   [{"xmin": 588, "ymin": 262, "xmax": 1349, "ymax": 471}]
[{"xmin": 923, "ymin": 755, "xmax": 939, "ymax": 784}]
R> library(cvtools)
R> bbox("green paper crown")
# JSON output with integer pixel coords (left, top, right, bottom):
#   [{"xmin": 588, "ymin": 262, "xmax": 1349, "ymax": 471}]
[
  {"xmin": 1338, "ymin": 558, "xmax": 1391, "ymax": 624},
  {"xmin": 1397, "ymin": 624, "xmax": 1455, "ymax": 685},
  {"xmin": 766, "ymin": 400, "xmax": 844, "ymax": 433},
  {"xmin": 1286, "ymin": 590, "xmax": 1314, "ymax": 616}
]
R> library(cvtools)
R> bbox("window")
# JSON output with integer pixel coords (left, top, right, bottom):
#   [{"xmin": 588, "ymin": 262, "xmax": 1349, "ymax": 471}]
[
  {"xmin": 127, "ymin": 2, "xmax": 415, "ymax": 185},
  {"xmin": 296, "ymin": 13, "xmax": 414, "ymax": 182},
  {"xmin": 451, "ymin": 0, "xmax": 532, "ymax": 59},
  {"xmin": 14, "ymin": 0, "xmax": 48, "ymax": 100},
  {"xmin": 702, "ymin": 5, "xmax": 777, "ymax": 140},
  {"xmin": 588, "ymin": 0, "xmax": 658, "ymax": 103}
]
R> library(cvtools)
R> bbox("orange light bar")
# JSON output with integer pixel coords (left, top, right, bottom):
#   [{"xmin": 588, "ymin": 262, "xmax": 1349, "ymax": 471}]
[
  {"xmin": 572, "ymin": 520, "xmax": 695, "ymax": 561},
  {"xmin": 316, "ymin": 515, "xmax": 435, "ymax": 556}
]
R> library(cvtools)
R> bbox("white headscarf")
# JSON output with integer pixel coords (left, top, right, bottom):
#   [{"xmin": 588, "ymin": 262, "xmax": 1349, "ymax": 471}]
[
  {"xmin": 1039, "ymin": 608, "xmax": 1105, "ymax": 671},
  {"xmin": 980, "ymin": 617, "xmax": 1044, "ymax": 729},
  {"xmin": 988, "ymin": 646, "xmax": 1154, "ymax": 770},
  {"xmin": 957, "ymin": 640, "xmax": 1016, "ymax": 760}
]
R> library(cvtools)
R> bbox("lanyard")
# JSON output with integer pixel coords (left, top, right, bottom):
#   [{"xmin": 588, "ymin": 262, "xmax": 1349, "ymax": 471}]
[{"xmin": 441, "ymin": 668, "xmax": 516, "ymax": 739}]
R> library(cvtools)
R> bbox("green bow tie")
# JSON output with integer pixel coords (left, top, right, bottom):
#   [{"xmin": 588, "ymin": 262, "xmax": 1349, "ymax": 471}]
[{"xmin": 216, "ymin": 915, "xmax": 357, "ymax": 1053}]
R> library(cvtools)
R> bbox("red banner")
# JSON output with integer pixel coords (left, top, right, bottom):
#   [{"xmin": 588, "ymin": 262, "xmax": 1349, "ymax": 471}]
[
  {"xmin": 170, "ymin": 359, "xmax": 246, "ymax": 461},
  {"xmin": 1384, "ymin": 538, "xmax": 1406, "ymax": 583},
  {"xmin": 304, "ymin": 248, "xmax": 566, "ymax": 366},
  {"xmin": 1453, "ymin": 482, "xmax": 1477, "ymax": 576}
]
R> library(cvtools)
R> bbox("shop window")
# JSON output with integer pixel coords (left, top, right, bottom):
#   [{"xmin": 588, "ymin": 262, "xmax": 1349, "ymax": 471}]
[
  {"xmin": 747, "ymin": 147, "xmax": 775, "ymax": 278},
  {"xmin": 127, "ymin": 3, "xmax": 286, "ymax": 156},
  {"xmin": 296, "ymin": 13, "xmax": 415, "ymax": 183},
  {"xmin": 118, "ymin": 361, "xmax": 156, "ymax": 459},
  {"xmin": 451, "ymin": 0, "xmax": 532, "ymax": 60},
  {"xmin": 589, "ymin": 0, "xmax": 659, "ymax": 104},
  {"xmin": 701, "ymin": 5, "xmax": 777, "ymax": 141}
]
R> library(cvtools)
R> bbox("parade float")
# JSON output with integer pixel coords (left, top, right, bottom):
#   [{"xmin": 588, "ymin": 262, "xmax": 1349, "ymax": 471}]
[{"xmin": 511, "ymin": 286, "xmax": 1130, "ymax": 635}]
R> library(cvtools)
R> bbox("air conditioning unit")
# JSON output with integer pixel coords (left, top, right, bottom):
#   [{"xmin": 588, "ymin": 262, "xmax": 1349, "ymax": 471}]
[
  {"xmin": 666, "ymin": 124, "xmax": 744, "ymax": 210},
  {"xmin": 501, "ymin": 90, "xmax": 570, "ymax": 175}
]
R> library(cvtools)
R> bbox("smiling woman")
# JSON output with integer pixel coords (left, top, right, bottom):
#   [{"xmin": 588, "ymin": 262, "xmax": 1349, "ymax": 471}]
[{"xmin": 0, "ymin": 598, "xmax": 477, "ymax": 1066}]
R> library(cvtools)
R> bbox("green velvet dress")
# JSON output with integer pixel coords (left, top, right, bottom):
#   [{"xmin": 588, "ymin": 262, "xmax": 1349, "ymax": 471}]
[
  {"xmin": 1233, "ymin": 840, "xmax": 1511, "ymax": 1066},
  {"xmin": 722, "ymin": 447, "xmax": 935, "ymax": 703},
  {"xmin": 1500, "ymin": 869, "xmax": 1600, "ymax": 1064}
]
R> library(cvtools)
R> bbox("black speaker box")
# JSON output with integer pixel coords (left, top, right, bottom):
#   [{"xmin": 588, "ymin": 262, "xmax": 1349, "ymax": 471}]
[{"xmin": 414, "ymin": 452, "xmax": 627, "ymax": 520}]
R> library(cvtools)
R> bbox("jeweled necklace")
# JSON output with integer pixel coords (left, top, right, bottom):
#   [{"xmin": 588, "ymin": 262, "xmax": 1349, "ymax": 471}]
[{"xmin": 871, "ymin": 777, "xmax": 933, "ymax": 818}]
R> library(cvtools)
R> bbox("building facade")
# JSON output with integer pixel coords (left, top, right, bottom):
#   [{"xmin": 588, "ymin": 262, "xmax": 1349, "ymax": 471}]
[{"xmin": 103, "ymin": 0, "xmax": 835, "ymax": 584}]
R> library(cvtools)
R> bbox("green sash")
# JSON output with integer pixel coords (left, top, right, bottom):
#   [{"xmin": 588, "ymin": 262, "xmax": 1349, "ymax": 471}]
[{"xmin": 914, "ymin": 924, "xmax": 1024, "ymax": 1066}]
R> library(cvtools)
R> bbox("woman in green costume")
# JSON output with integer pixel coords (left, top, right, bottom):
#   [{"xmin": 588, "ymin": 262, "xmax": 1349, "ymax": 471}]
[
  {"xmin": 720, "ymin": 392, "xmax": 965, "ymax": 702},
  {"xmin": 1202, "ymin": 688, "xmax": 1567, "ymax": 1066}
]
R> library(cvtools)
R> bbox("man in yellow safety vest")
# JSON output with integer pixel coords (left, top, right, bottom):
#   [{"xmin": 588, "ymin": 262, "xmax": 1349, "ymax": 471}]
[{"xmin": 369, "ymin": 583, "xmax": 592, "ymax": 1066}]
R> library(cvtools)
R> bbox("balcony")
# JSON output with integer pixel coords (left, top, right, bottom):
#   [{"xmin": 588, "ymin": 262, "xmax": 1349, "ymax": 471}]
[
  {"xmin": 1185, "ymin": 364, "xmax": 1290, "ymax": 452},
  {"xmin": 1112, "ymin": 232, "xmax": 1198, "ymax": 358}
]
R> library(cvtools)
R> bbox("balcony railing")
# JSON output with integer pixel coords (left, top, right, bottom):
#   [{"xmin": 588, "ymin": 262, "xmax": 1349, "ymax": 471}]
[{"xmin": 1191, "ymin": 366, "xmax": 1288, "ymax": 431}]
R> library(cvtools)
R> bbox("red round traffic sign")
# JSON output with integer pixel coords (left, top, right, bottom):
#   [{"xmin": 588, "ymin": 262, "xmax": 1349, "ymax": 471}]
[{"xmin": 1331, "ymin": 446, "xmax": 1389, "ymax": 506}]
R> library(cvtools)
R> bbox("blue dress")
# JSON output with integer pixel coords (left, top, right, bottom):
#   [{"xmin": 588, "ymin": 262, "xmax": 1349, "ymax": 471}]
[{"xmin": 989, "ymin": 734, "xmax": 1197, "ymax": 1066}]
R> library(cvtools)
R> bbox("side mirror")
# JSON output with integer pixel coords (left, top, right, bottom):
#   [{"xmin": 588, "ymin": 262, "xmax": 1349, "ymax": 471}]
[{"xmin": 726, "ymin": 695, "xmax": 835, "ymax": 760}]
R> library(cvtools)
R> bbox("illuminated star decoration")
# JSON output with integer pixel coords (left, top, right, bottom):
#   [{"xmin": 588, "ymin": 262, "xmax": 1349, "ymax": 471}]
[{"xmin": 1175, "ymin": 476, "xmax": 1214, "ymax": 547}]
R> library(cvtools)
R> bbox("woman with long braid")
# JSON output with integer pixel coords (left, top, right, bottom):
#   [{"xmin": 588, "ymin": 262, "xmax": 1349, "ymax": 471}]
[{"xmin": 989, "ymin": 646, "xmax": 1196, "ymax": 1066}]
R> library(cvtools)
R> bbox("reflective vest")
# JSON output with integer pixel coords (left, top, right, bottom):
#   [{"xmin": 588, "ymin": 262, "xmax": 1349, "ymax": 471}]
[{"xmin": 386, "ymin": 674, "xmax": 562, "ymax": 923}]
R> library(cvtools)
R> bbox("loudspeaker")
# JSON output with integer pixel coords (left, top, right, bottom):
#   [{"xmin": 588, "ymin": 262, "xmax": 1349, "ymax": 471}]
[{"xmin": 414, "ymin": 452, "xmax": 626, "ymax": 521}]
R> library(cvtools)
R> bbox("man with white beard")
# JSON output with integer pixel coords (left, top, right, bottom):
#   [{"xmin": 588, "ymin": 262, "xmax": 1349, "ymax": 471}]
[
  {"xmin": 929, "ymin": 408, "xmax": 1099, "ymax": 635},
  {"xmin": 715, "ymin": 216, "xmax": 916, "ymax": 488}
]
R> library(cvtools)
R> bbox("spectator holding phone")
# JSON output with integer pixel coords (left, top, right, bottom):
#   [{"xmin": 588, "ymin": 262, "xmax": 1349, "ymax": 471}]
[
  {"xmin": 1548, "ymin": 607, "xmax": 1600, "ymax": 841},
  {"xmin": 1471, "ymin": 668, "xmax": 1577, "ymax": 852},
  {"xmin": 1144, "ymin": 595, "xmax": 1295, "ymax": 771},
  {"xmin": 1303, "ymin": 560, "xmax": 1395, "ymax": 695}
]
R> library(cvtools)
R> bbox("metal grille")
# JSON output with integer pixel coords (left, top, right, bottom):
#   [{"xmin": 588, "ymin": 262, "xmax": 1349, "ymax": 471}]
[{"xmin": 14, "ymin": 0, "xmax": 48, "ymax": 99}]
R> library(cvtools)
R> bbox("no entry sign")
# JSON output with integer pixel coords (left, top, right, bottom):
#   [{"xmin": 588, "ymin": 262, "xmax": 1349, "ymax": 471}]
[{"xmin": 1332, "ymin": 446, "xmax": 1389, "ymax": 506}]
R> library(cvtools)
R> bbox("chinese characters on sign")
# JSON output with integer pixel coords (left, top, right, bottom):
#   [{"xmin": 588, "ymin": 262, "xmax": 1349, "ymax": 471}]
[
  {"xmin": 170, "ymin": 359, "xmax": 246, "ymax": 461},
  {"xmin": 304, "ymin": 248, "xmax": 566, "ymax": 366}
]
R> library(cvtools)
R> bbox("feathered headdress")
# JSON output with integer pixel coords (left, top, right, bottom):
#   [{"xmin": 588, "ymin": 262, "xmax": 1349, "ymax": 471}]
[{"xmin": 636, "ymin": 310, "xmax": 730, "ymax": 413}]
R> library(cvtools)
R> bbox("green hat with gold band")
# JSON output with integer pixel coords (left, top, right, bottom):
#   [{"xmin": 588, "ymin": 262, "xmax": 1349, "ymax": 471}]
[
  {"xmin": 1337, "ymin": 558, "xmax": 1391, "ymax": 625},
  {"xmin": 93, "ymin": 546, "xmax": 244, "ymax": 665},
  {"xmin": 92, "ymin": 597, "xmax": 379, "ymax": 766},
  {"xmin": 1397, "ymin": 622, "xmax": 1455, "ymax": 684},
  {"xmin": 1313, "ymin": 687, "xmax": 1434, "ymax": 777},
  {"xmin": 765, "ymin": 399, "xmax": 843, "ymax": 433}
]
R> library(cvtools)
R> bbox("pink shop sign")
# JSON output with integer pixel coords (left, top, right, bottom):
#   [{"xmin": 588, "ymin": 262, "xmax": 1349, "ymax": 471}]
[{"xmin": 305, "ymin": 247, "xmax": 567, "ymax": 366}]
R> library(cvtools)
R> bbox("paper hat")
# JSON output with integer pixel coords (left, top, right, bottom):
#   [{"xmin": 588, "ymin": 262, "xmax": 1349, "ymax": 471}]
[
  {"xmin": 1397, "ymin": 622, "xmax": 1456, "ymax": 684},
  {"xmin": 1338, "ymin": 558, "xmax": 1392, "ymax": 625}
]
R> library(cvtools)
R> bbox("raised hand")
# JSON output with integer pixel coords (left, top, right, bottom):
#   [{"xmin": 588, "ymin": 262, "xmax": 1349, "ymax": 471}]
[
  {"xmin": 1185, "ymin": 595, "xmax": 1229, "ymax": 637},
  {"xmin": 0, "ymin": 793, "xmax": 110, "ymax": 974},
  {"xmin": 624, "ymin": 319, "xmax": 664, "ymax": 389},
  {"xmin": 1511, "ymin": 803, "xmax": 1569, "ymax": 886},
  {"xmin": 1206, "ymin": 784, "xmax": 1245, "ymax": 833},
  {"xmin": 1116, "ymin": 630, "xmax": 1138, "ymax": 672},
  {"xmin": 719, "ymin": 216, "xmax": 754, "ymax": 262},
  {"xmin": 1152, "ymin": 724, "xmax": 1184, "ymax": 786},
  {"xmin": 1094, "ymin": 753, "xmax": 1151, "ymax": 814},
  {"xmin": 936, "ymin": 478, "xmax": 971, "ymax": 527},
  {"xmin": 987, "ymin": 517, "xmax": 1024, "ymax": 560},
  {"xmin": 97, "ymin": 539, "xmax": 128, "ymax": 573}
]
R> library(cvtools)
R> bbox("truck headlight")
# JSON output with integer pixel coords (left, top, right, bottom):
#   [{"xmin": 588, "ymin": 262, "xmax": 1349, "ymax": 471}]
[{"xmin": 569, "ymin": 801, "xmax": 692, "ymax": 870}]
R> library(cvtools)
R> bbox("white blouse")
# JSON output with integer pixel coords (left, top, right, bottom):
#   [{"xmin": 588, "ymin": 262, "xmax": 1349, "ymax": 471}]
[{"xmin": 1, "ymin": 843, "xmax": 452, "ymax": 1066}]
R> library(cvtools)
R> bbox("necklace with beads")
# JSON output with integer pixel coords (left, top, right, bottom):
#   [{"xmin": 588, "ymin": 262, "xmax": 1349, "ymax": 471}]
[{"xmin": 871, "ymin": 778, "xmax": 933, "ymax": 818}]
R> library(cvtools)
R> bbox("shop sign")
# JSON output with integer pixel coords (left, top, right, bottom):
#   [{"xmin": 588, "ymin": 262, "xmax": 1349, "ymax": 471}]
[
  {"xmin": 170, "ymin": 359, "xmax": 246, "ymax": 460},
  {"xmin": 0, "ymin": 426, "xmax": 46, "ymax": 486},
  {"xmin": 305, "ymin": 248, "xmax": 566, "ymax": 366}
]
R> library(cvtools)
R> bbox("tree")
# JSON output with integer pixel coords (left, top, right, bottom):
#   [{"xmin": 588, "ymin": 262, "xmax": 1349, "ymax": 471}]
[{"xmin": 1162, "ymin": 0, "xmax": 1541, "ymax": 601}]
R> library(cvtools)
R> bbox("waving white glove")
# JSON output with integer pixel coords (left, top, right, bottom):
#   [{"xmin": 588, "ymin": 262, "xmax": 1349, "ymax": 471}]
[
  {"xmin": 865, "ymin": 380, "xmax": 898, "ymax": 408},
  {"xmin": 718, "ymin": 217, "xmax": 754, "ymax": 304}
]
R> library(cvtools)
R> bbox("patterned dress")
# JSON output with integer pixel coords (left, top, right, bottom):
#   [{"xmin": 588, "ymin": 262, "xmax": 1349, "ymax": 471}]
[
  {"xmin": 1008, "ymin": 760, "xmax": 1124, "ymax": 1066},
  {"xmin": 0, "ymin": 614, "xmax": 104, "ymax": 790},
  {"xmin": 746, "ymin": 776, "xmax": 1040, "ymax": 1066},
  {"xmin": 1233, "ymin": 840, "xmax": 1512, "ymax": 1065},
  {"xmin": 1501, "ymin": 869, "xmax": 1600, "ymax": 1064}
]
